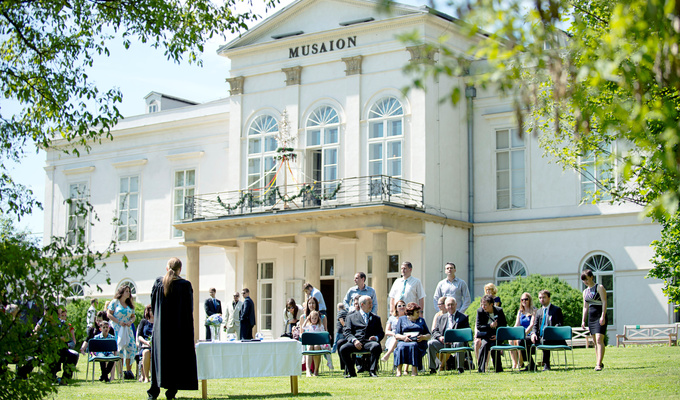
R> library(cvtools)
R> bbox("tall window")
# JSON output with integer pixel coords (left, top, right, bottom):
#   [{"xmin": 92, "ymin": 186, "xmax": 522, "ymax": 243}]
[
  {"xmin": 67, "ymin": 182, "xmax": 88, "ymax": 246},
  {"xmin": 306, "ymin": 106, "xmax": 340, "ymax": 198},
  {"xmin": 173, "ymin": 169, "xmax": 195, "ymax": 238},
  {"xmin": 118, "ymin": 176, "xmax": 139, "ymax": 242},
  {"xmin": 581, "ymin": 254, "xmax": 614, "ymax": 325},
  {"xmin": 496, "ymin": 259, "xmax": 527, "ymax": 284},
  {"xmin": 580, "ymin": 143, "xmax": 614, "ymax": 203},
  {"xmin": 247, "ymin": 115, "xmax": 278, "ymax": 205},
  {"xmin": 496, "ymin": 128, "xmax": 525, "ymax": 209},
  {"xmin": 258, "ymin": 262, "xmax": 274, "ymax": 331},
  {"xmin": 368, "ymin": 97, "xmax": 403, "ymax": 191},
  {"xmin": 320, "ymin": 258, "xmax": 335, "ymax": 278},
  {"xmin": 366, "ymin": 254, "xmax": 400, "ymax": 290}
]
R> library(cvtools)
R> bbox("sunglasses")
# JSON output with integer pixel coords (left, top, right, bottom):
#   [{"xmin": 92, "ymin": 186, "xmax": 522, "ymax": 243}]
[
  {"xmin": 397, "ymin": 304, "xmax": 406, "ymax": 308},
  {"xmin": 521, "ymin": 298, "xmax": 529, "ymax": 301}
]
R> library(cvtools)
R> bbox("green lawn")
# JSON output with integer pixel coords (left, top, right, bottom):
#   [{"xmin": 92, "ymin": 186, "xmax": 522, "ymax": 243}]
[{"xmin": 52, "ymin": 345, "xmax": 680, "ymax": 399}]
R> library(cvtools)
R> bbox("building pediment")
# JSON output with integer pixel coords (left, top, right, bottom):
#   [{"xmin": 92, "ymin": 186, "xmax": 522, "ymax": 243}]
[{"xmin": 218, "ymin": 0, "xmax": 425, "ymax": 54}]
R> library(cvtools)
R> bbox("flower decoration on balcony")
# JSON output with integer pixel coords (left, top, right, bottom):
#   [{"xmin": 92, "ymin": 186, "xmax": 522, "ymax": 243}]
[
  {"xmin": 275, "ymin": 109, "xmax": 297, "ymax": 162},
  {"xmin": 215, "ymin": 183, "xmax": 342, "ymax": 212},
  {"xmin": 206, "ymin": 314, "xmax": 223, "ymax": 326}
]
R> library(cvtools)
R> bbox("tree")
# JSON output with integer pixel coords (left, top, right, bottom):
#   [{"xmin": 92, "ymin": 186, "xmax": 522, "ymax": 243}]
[
  {"xmin": 0, "ymin": 1, "xmax": 274, "ymax": 398},
  {"xmin": 392, "ymin": 0, "xmax": 680, "ymax": 305}
]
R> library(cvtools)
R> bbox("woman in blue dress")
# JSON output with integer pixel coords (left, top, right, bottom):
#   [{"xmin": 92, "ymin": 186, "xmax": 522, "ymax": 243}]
[
  {"xmin": 107, "ymin": 285, "xmax": 137, "ymax": 379},
  {"xmin": 393, "ymin": 302, "xmax": 431, "ymax": 376},
  {"xmin": 510, "ymin": 292, "xmax": 536, "ymax": 370}
]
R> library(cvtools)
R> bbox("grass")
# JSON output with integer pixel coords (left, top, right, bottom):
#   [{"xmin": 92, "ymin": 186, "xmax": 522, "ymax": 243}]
[{"xmin": 50, "ymin": 345, "xmax": 680, "ymax": 399}]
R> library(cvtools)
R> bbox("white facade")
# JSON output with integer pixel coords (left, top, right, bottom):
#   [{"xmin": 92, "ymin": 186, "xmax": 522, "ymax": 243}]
[{"xmin": 44, "ymin": 0, "xmax": 669, "ymax": 340}]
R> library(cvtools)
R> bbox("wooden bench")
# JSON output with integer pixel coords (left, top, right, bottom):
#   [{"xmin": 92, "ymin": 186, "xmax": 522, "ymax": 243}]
[
  {"xmin": 616, "ymin": 324, "xmax": 678, "ymax": 347},
  {"xmin": 571, "ymin": 327, "xmax": 593, "ymax": 348}
]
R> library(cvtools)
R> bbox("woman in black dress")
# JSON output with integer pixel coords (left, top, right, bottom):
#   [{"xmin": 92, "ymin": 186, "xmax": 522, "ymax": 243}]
[{"xmin": 581, "ymin": 269, "xmax": 607, "ymax": 371}]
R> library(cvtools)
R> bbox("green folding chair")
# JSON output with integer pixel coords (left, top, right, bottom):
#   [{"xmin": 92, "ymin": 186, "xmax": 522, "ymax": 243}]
[
  {"xmin": 532, "ymin": 326, "xmax": 574, "ymax": 371},
  {"xmin": 438, "ymin": 328, "xmax": 475, "ymax": 372},
  {"xmin": 489, "ymin": 326, "xmax": 527, "ymax": 372},
  {"xmin": 301, "ymin": 332, "xmax": 333, "ymax": 375}
]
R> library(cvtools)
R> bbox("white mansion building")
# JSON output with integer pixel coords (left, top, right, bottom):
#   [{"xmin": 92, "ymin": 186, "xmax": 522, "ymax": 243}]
[{"xmin": 44, "ymin": 0, "xmax": 671, "ymax": 339}]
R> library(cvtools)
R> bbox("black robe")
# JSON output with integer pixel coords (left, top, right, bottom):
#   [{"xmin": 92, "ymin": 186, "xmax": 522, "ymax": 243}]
[{"xmin": 150, "ymin": 276, "xmax": 198, "ymax": 390}]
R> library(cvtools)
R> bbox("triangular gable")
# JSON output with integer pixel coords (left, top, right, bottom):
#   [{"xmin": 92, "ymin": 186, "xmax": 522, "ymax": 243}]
[{"xmin": 218, "ymin": 0, "xmax": 425, "ymax": 54}]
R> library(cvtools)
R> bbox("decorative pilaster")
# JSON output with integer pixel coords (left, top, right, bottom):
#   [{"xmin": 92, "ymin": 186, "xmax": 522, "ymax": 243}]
[
  {"xmin": 226, "ymin": 76, "xmax": 245, "ymax": 95},
  {"xmin": 341, "ymin": 55, "xmax": 363, "ymax": 76},
  {"xmin": 282, "ymin": 66, "xmax": 303, "ymax": 86},
  {"xmin": 371, "ymin": 229, "xmax": 388, "ymax": 326},
  {"xmin": 406, "ymin": 44, "xmax": 438, "ymax": 65},
  {"xmin": 185, "ymin": 243, "xmax": 201, "ymax": 342}
]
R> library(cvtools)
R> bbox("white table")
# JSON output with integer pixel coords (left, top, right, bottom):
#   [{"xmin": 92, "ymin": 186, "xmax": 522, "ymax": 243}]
[{"xmin": 195, "ymin": 339, "xmax": 302, "ymax": 398}]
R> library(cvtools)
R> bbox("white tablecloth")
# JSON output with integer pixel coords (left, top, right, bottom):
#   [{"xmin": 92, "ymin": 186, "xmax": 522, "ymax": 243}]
[{"xmin": 195, "ymin": 339, "xmax": 302, "ymax": 380}]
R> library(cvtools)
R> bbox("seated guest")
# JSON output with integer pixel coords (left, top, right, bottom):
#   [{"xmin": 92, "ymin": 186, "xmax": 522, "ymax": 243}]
[
  {"xmin": 531, "ymin": 289, "xmax": 564, "ymax": 371},
  {"xmin": 80, "ymin": 311, "xmax": 109, "ymax": 354},
  {"xmin": 476, "ymin": 294, "xmax": 507, "ymax": 372},
  {"xmin": 93, "ymin": 321, "xmax": 117, "ymax": 382},
  {"xmin": 393, "ymin": 302, "xmax": 430, "ymax": 376},
  {"xmin": 339, "ymin": 295, "xmax": 384, "ymax": 378},
  {"xmin": 427, "ymin": 297, "xmax": 470, "ymax": 374},
  {"xmin": 431, "ymin": 297, "xmax": 446, "ymax": 335},
  {"xmin": 332, "ymin": 303, "xmax": 347, "ymax": 353},
  {"xmin": 299, "ymin": 297, "xmax": 327, "ymax": 332},
  {"xmin": 475, "ymin": 283, "xmax": 503, "ymax": 365},
  {"xmin": 302, "ymin": 311, "xmax": 329, "ymax": 377},
  {"xmin": 381, "ymin": 300, "xmax": 406, "ymax": 362},
  {"xmin": 336, "ymin": 293, "xmax": 361, "ymax": 371},
  {"xmin": 510, "ymin": 292, "xmax": 536, "ymax": 370},
  {"xmin": 38, "ymin": 306, "xmax": 80, "ymax": 385},
  {"xmin": 136, "ymin": 305, "xmax": 154, "ymax": 383}
]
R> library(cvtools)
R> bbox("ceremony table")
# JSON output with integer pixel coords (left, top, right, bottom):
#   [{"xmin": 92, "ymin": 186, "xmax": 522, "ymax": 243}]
[{"xmin": 195, "ymin": 339, "xmax": 302, "ymax": 399}]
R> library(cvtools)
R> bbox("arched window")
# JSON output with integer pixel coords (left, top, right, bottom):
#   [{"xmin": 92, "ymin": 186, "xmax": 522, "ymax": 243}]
[
  {"xmin": 306, "ymin": 106, "xmax": 340, "ymax": 199},
  {"xmin": 496, "ymin": 259, "xmax": 527, "ymax": 284},
  {"xmin": 247, "ymin": 115, "xmax": 279, "ymax": 204},
  {"xmin": 367, "ymin": 97, "xmax": 404, "ymax": 193},
  {"xmin": 69, "ymin": 282, "xmax": 84, "ymax": 297},
  {"xmin": 118, "ymin": 279, "xmax": 137, "ymax": 297},
  {"xmin": 581, "ymin": 254, "xmax": 614, "ymax": 325}
]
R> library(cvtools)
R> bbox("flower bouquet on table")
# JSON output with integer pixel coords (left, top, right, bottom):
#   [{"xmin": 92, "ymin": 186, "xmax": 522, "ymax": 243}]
[{"xmin": 207, "ymin": 314, "xmax": 223, "ymax": 341}]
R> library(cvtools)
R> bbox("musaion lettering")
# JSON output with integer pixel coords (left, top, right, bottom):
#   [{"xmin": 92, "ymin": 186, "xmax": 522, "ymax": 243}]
[{"xmin": 289, "ymin": 36, "xmax": 357, "ymax": 58}]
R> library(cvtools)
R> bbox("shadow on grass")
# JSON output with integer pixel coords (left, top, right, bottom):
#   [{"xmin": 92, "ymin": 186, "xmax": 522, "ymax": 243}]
[{"xmin": 184, "ymin": 393, "xmax": 332, "ymax": 399}]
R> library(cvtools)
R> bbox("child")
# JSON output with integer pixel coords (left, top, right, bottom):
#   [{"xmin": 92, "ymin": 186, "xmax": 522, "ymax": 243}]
[
  {"xmin": 93, "ymin": 321, "xmax": 117, "ymax": 382},
  {"xmin": 302, "ymin": 311, "xmax": 329, "ymax": 376}
]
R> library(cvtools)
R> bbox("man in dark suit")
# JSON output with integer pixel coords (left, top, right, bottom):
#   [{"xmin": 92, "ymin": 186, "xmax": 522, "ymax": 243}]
[
  {"xmin": 476, "ymin": 294, "xmax": 507, "ymax": 372},
  {"xmin": 531, "ymin": 289, "xmax": 565, "ymax": 371},
  {"xmin": 239, "ymin": 288, "xmax": 256, "ymax": 340},
  {"xmin": 204, "ymin": 288, "xmax": 222, "ymax": 340},
  {"xmin": 339, "ymin": 295, "xmax": 384, "ymax": 378},
  {"xmin": 427, "ymin": 296, "xmax": 470, "ymax": 374}
]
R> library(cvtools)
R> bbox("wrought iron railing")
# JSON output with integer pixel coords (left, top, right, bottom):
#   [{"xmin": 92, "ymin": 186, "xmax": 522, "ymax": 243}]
[{"xmin": 183, "ymin": 175, "xmax": 424, "ymax": 220}]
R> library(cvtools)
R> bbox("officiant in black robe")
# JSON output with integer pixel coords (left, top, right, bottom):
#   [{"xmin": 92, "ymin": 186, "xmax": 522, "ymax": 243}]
[{"xmin": 148, "ymin": 257, "xmax": 198, "ymax": 400}]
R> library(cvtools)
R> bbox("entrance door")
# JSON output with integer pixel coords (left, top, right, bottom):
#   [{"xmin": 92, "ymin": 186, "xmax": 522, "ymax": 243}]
[{"xmin": 320, "ymin": 279, "xmax": 335, "ymax": 335}]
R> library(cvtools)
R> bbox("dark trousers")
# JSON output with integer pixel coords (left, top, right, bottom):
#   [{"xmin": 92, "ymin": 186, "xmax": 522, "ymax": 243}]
[
  {"xmin": 477, "ymin": 338, "xmax": 502, "ymax": 372},
  {"xmin": 532, "ymin": 337, "xmax": 566, "ymax": 368},
  {"xmin": 148, "ymin": 358, "xmax": 177, "ymax": 400},
  {"xmin": 205, "ymin": 324, "xmax": 212, "ymax": 340},
  {"xmin": 50, "ymin": 348, "xmax": 79, "ymax": 379},
  {"xmin": 240, "ymin": 323, "xmax": 253, "ymax": 340},
  {"xmin": 99, "ymin": 361, "xmax": 114, "ymax": 379},
  {"xmin": 339, "ymin": 341, "xmax": 381, "ymax": 376}
]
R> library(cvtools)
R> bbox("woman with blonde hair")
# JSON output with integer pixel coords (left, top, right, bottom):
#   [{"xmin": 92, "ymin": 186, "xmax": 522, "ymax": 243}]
[
  {"xmin": 510, "ymin": 292, "xmax": 536, "ymax": 370},
  {"xmin": 381, "ymin": 299, "xmax": 407, "ymax": 362},
  {"xmin": 474, "ymin": 283, "xmax": 503, "ymax": 367}
]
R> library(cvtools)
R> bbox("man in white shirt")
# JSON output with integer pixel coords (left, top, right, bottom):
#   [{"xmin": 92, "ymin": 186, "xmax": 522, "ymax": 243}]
[
  {"xmin": 224, "ymin": 291, "xmax": 242, "ymax": 339},
  {"xmin": 388, "ymin": 261, "xmax": 426, "ymax": 317},
  {"xmin": 432, "ymin": 262, "xmax": 471, "ymax": 313},
  {"xmin": 86, "ymin": 298, "xmax": 97, "ymax": 330}
]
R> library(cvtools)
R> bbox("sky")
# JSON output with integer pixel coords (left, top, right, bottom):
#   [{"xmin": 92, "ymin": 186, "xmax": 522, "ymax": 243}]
[{"xmin": 7, "ymin": 0, "xmax": 436, "ymax": 240}]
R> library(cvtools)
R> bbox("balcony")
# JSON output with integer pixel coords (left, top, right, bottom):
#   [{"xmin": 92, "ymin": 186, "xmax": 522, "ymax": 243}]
[{"xmin": 184, "ymin": 175, "xmax": 424, "ymax": 221}]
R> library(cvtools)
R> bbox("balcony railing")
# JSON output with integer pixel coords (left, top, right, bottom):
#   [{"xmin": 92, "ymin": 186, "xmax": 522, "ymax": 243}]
[{"xmin": 183, "ymin": 175, "xmax": 424, "ymax": 220}]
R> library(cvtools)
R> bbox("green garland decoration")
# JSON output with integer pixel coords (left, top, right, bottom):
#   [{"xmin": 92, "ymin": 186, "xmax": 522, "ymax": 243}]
[
  {"xmin": 215, "ymin": 183, "xmax": 342, "ymax": 213},
  {"xmin": 275, "ymin": 147, "xmax": 297, "ymax": 161}
]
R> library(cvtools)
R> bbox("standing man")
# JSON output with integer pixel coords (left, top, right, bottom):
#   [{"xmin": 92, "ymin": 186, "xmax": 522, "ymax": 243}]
[
  {"xmin": 388, "ymin": 261, "xmax": 426, "ymax": 317},
  {"xmin": 531, "ymin": 289, "xmax": 565, "ymax": 371},
  {"xmin": 339, "ymin": 296, "xmax": 384, "ymax": 378},
  {"xmin": 432, "ymin": 262, "xmax": 471, "ymax": 314},
  {"xmin": 343, "ymin": 272, "xmax": 377, "ymax": 313},
  {"xmin": 224, "ymin": 291, "xmax": 242, "ymax": 339},
  {"xmin": 303, "ymin": 283, "xmax": 327, "ymax": 317},
  {"xmin": 239, "ymin": 288, "xmax": 255, "ymax": 340},
  {"xmin": 427, "ymin": 297, "xmax": 470, "ymax": 374},
  {"xmin": 86, "ymin": 298, "xmax": 97, "ymax": 330},
  {"xmin": 204, "ymin": 288, "xmax": 222, "ymax": 340}
]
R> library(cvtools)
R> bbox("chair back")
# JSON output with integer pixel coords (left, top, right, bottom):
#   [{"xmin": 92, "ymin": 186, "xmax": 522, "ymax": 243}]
[
  {"xmin": 495, "ymin": 326, "xmax": 525, "ymax": 343},
  {"xmin": 543, "ymin": 326, "xmax": 572, "ymax": 342},
  {"xmin": 444, "ymin": 328, "xmax": 473, "ymax": 343},
  {"xmin": 88, "ymin": 338, "xmax": 118, "ymax": 353},
  {"xmin": 300, "ymin": 331, "xmax": 330, "ymax": 346}
]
